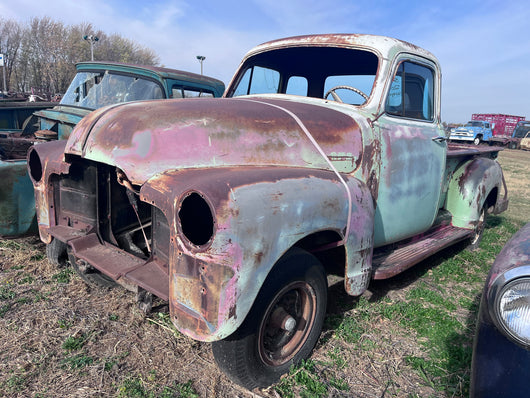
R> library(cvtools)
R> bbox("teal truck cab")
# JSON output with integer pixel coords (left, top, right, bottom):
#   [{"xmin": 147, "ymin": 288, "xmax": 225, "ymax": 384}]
[
  {"xmin": 0, "ymin": 62, "xmax": 224, "ymax": 236},
  {"xmin": 28, "ymin": 35, "xmax": 508, "ymax": 389}
]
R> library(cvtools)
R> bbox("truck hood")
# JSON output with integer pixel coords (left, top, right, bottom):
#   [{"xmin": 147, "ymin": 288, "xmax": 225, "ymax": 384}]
[
  {"xmin": 454, "ymin": 126, "xmax": 482, "ymax": 133},
  {"xmin": 65, "ymin": 96, "xmax": 363, "ymax": 184},
  {"xmin": 34, "ymin": 105, "xmax": 93, "ymax": 126}
]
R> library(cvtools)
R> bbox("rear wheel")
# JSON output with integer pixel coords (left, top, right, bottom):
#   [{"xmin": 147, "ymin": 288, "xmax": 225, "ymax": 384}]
[
  {"xmin": 212, "ymin": 248, "xmax": 327, "ymax": 389},
  {"xmin": 467, "ymin": 205, "xmax": 487, "ymax": 251}
]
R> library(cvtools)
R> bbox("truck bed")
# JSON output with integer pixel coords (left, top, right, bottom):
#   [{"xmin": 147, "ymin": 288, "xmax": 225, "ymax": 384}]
[{"xmin": 447, "ymin": 142, "xmax": 503, "ymax": 158}]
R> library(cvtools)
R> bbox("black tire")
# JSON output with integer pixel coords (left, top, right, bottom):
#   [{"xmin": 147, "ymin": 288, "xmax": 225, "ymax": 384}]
[
  {"xmin": 46, "ymin": 238, "xmax": 68, "ymax": 267},
  {"xmin": 508, "ymin": 141, "xmax": 518, "ymax": 150},
  {"xmin": 68, "ymin": 250, "xmax": 117, "ymax": 289},
  {"xmin": 212, "ymin": 248, "xmax": 327, "ymax": 390},
  {"xmin": 467, "ymin": 205, "xmax": 487, "ymax": 251},
  {"xmin": 473, "ymin": 136, "xmax": 481, "ymax": 146}
]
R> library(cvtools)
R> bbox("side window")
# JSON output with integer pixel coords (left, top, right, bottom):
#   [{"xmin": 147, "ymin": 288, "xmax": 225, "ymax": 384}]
[
  {"xmin": 286, "ymin": 76, "xmax": 308, "ymax": 96},
  {"xmin": 232, "ymin": 66, "xmax": 280, "ymax": 96},
  {"xmin": 172, "ymin": 86, "xmax": 214, "ymax": 98},
  {"xmin": 172, "ymin": 87, "xmax": 183, "ymax": 98},
  {"xmin": 385, "ymin": 61, "xmax": 434, "ymax": 121},
  {"xmin": 183, "ymin": 89, "xmax": 214, "ymax": 98},
  {"xmin": 249, "ymin": 66, "xmax": 280, "ymax": 94},
  {"xmin": 232, "ymin": 68, "xmax": 252, "ymax": 96}
]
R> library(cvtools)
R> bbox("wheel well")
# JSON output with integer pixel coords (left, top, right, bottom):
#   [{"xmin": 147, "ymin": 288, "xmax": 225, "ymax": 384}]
[
  {"xmin": 485, "ymin": 187, "xmax": 498, "ymax": 212},
  {"xmin": 294, "ymin": 230, "xmax": 346, "ymax": 277}
]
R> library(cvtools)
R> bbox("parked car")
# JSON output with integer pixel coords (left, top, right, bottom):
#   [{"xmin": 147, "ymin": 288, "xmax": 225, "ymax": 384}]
[
  {"xmin": 28, "ymin": 34, "xmax": 508, "ymax": 389},
  {"xmin": 497, "ymin": 120, "xmax": 530, "ymax": 149},
  {"xmin": 520, "ymin": 132, "xmax": 530, "ymax": 150},
  {"xmin": 471, "ymin": 223, "xmax": 530, "ymax": 397},
  {"xmin": 0, "ymin": 62, "xmax": 224, "ymax": 236}
]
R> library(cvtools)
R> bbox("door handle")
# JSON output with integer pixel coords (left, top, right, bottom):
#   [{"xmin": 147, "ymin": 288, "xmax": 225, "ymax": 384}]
[{"xmin": 432, "ymin": 136, "xmax": 447, "ymax": 143}]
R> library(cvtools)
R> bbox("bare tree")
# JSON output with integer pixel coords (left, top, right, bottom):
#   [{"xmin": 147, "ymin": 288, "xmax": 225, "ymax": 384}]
[
  {"xmin": 6, "ymin": 17, "xmax": 160, "ymax": 96},
  {"xmin": 0, "ymin": 18, "xmax": 22, "ymax": 92}
]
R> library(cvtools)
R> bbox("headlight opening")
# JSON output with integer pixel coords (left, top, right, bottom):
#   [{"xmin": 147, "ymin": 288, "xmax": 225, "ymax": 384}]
[{"xmin": 177, "ymin": 191, "xmax": 215, "ymax": 247}]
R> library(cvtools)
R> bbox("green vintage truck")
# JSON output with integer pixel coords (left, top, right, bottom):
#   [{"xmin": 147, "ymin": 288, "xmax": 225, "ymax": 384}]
[
  {"xmin": 0, "ymin": 62, "xmax": 224, "ymax": 236},
  {"xmin": 28, "ymin": 34, "xmax": 508, "ymax": 389}
]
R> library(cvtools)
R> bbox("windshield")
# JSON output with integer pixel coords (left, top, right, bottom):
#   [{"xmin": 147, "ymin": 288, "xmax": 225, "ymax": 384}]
[
  {"xmin": 227, "ymin": 46, "xmax": 378, "ymax": 106},
  {"xmin": 60, "ymin": 71, "xmax": 164, "ymax": 109},
  {"xmin": 465, "ymin": 121, "xmax": 485, "ymax": 127}
]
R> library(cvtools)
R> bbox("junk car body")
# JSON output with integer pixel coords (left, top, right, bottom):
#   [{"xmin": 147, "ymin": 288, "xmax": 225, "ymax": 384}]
[
  {"xmin": 0, "ymin": 62, "xmax": 224, "ymax": 236},
  {"xmin": 471, "ymin": 223, "xmax": 530, "ymax": 397},
  {"xmin": 28, "ymin": 34, "xmax": 508, "ymax": 389}
]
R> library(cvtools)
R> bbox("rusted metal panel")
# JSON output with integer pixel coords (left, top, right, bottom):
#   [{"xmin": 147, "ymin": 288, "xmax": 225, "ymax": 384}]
[
  {"xmin": 0, "ymin": 159, "xmax": 37, "ymax": 236},
  {"xmin": 446, "ymin": 157, "xmax": 507, "ymax": 229},
  {"xmin": 138, "ymin": 166, "xmax": 374, "ymax": 340},
  {"xmin": 65, "ymin": 97, "xmax": 364, "ymax": 184}
]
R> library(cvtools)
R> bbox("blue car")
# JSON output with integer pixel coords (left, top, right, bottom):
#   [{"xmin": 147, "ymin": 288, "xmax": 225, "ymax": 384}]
[{"xmin": 471, "ymin": 223, "xmax": 530, "ymax": 397}]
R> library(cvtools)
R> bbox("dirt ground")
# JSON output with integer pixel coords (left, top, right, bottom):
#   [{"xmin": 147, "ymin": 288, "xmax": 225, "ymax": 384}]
[{"xmin": 0, "ymin": 148, "xmax": 528, "ymax": 398}]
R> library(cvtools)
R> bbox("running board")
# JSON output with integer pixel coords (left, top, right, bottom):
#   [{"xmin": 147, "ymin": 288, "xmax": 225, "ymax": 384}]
[{"xmin": 372, "ymin": 225, "xmax": 473, "ymax": 279}]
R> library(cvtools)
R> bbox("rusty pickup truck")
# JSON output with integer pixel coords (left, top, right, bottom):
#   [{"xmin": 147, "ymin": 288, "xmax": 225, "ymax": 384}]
[
  {"xmin": 0, "ymin": 62, "xmax": 224, "ymax": 236},
  {"xmin": 27, "ymin": 34, "xmax": 508, "ymax": 389}
]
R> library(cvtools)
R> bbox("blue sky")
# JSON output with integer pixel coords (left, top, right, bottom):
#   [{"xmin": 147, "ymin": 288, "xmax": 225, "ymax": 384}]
[{"xmin": 2, "ymin": 0, "xmax": 529, "ymax": 123}]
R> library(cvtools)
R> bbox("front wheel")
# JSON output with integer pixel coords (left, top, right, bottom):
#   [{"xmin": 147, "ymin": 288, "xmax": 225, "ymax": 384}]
[
  {"xmin": 46, "ymin": 238, "xmax": 68, "ymax": 267},
  {"xmin": 68, "ymin": 250, "xmax": 117, "ymax": 289},
  {"xmin": 473, "ymin": 136, "xmax": 481, "ymax": 145},
  {"xmin": 212, "ymin": 248, "xmax": 327, "ymax": 390}
]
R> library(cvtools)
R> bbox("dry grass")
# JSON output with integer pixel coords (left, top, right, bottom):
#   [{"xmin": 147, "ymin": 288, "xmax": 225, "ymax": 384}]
[
  {"xmin": 1, "ymin": 149, "xmax": 528, "ymax": 397},
  {"xmin": 497, "ymin": 148, "xmax": 530, "ymax": 224}
]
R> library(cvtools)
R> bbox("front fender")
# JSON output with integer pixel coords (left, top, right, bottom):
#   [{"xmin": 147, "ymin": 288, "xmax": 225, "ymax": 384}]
[
  {"xmin": 446, "ymin": 157, "xmax": 507, "ymax": 229},
  {"xmin": 141, "ymin": 166, "xmax": 374, "ymax": 341},
  {"xmin": 27, "ymin": 140, "xmax": 69, "ymax": 243}
]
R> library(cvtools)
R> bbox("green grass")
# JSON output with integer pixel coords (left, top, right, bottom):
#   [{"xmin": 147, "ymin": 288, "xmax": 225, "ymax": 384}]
[
  {"xmin": 117, "ymin": 376, "xmax": 199, "ymax": 398},
  {"xmin": 3, "ymin": 373, "xmax": 27, "ymax": 393},
  {"xmin": 62, "ymin": 333, "xmax": 90, "ymax": 351},
  {"xmin": 61, "ymin": 354, "xmax": 94, "ymax": 369},
  {"xmin": 0, "ymin": 285, "xmax": 16, "ymax": 300},
  {"xmin": 52, "ymin": 268, "xmax": 73, "ymax": 284}
]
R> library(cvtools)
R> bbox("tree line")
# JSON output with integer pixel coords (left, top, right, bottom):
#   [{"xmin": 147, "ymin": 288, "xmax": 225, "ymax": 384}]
[{"xmin": 0, "ymin": 17, "xmax": 159, "ymax": 96}]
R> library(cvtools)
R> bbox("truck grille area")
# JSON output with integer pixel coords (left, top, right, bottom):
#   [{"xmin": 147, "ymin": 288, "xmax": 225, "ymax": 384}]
[{"xmin": 52, "ymin": 157, "xmax": 170, "ymax": 265}]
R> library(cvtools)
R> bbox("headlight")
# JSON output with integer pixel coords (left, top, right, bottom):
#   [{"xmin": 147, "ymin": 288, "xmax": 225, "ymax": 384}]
[{"xmin": 495, "ymin": 277, "xmax": 530, "ymax": 347}]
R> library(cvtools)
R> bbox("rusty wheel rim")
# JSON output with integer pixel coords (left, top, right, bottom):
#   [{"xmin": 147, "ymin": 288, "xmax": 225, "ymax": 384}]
[
  {"xmin": 471, "ymin": 207, "xmax": 486, "ymax": 245},
  {"xmin": 258, "ymin": 281, "xmax": 317, "ymax": 367}
]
